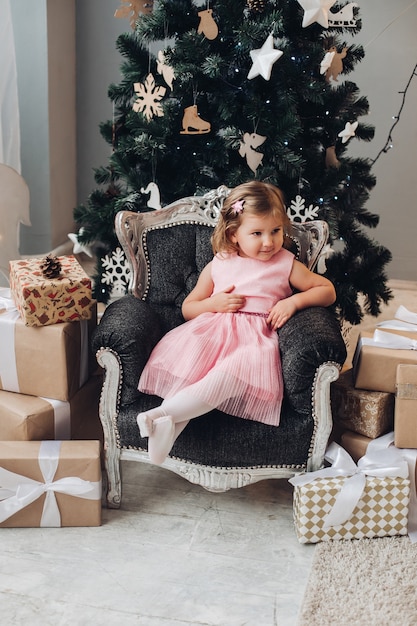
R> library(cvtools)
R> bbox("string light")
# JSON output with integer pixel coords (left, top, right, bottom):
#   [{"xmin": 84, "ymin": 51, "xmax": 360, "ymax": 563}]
[{"xmin": 371, "ymin": 62, "xmax": 417, "ymax": 164}]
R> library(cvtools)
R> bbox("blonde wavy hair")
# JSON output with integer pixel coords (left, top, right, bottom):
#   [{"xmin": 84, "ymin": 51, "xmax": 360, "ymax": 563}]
[{"xmin": 211, "ymin": 181, "xmax": 290, "ymax": 255}]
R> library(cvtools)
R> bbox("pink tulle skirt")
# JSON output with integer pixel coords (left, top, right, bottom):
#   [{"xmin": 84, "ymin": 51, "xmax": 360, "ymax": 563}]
[{"xmin": 138, "ymin": 311, "xmax": 283, "ymax": 426}]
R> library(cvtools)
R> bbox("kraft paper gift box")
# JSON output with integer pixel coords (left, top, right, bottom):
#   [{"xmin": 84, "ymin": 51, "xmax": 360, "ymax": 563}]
[
  {"xmin": 331, "ymin": 368, "xmax": 394, "ymax": 439},
  {"xmin": 0, "ymin": 440, "xmax": 102, "ymax": 527},
  {"xmin": 394, "ymin": 364, "xmax": 417, "ymax": 449},
  {"xmin": 353, "ymin": 329, "xmax": 417, "ymax": 393},
  {"xmin": 0, "ymin": 374, "xmax": 103, "ymax": 442},
  {"xmin": 9, "ymin": 255, "xmax": 94, "ymax": 327},
  {"xmin": 0, "ymin": 289, "xmax": 96, "ymax": 401},
  {"xmin": 289, "ymin": 442, "xmax": 410, "ymax": 543}
]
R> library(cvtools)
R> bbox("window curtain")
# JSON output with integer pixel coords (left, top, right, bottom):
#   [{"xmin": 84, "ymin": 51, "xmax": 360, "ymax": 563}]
[{"xmin": 0, "ymin": 0, "xmax": 21, "ymax": 173}]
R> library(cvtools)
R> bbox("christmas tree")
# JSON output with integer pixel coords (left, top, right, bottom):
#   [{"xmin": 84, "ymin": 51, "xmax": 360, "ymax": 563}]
[{"xmin": 74, "ymin": 0, "xmax": 392, "ymax": 325}]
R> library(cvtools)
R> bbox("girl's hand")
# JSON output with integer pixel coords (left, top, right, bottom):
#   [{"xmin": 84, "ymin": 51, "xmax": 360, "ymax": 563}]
[
  {"xmin": 211, "ymin": 284, "xmax": 246, "ymax": 313},
  {"xmin": 267, "ymin": 298, "xmax": 298, "ymax": 330}
]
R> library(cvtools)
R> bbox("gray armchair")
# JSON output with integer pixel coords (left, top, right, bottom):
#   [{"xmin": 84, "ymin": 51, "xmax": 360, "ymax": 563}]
[{"xmin": 92, "ymin": 187, "xmax": 347, "ymax": 508}]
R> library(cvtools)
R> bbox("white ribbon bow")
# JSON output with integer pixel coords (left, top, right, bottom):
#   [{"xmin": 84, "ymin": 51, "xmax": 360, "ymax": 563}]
[
  {"xmin": 0, "ymin": 440, "xmax": 101, "ymax": 527},
  {"xmin": 289, "ymin": 441, "xmax": 409, "ymax": 528},
  {"xmin": 372, "ymin": 329, "xmax": 417, "ymax": 351},
  {"xmin": 377, "ymin": 305, "xmax": 417, "ymax": 332}
]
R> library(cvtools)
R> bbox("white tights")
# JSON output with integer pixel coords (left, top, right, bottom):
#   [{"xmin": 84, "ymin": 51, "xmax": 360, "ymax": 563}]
[{"xmin": 137, "ymin": 391, "xmax": 214, "ymax": 465}]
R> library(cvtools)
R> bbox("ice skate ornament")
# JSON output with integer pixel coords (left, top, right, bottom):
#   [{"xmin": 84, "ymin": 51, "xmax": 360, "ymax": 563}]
[
  {"xmin": 133, "ymin": 74, "xmax": 166, "ymax": 122},
  {"xmin": 101, "ymin": 247, "xmax": 131, "ymax": 300},
  {"xmin": 156, "ymin": 50, "xmax": 175, "ymax": 90},
  {"xmin": 328, "ymin": 2, "xmax": 358, "ymax": 28},
  {"xmin": 197, "ymin": 9, "xmax": 218, "ymax": 40},
  {"xmin": 287, "ymin": 195, "xmax": 319, "ymax": 222},
  {"xmin": 140, "ymin": 182, "xmax": 161, "ymax": 210},
  {"xmin": 296, "ymin": 0, "xmax": 337, "ymax": 28},
  {"xmin": 248, "ymin": 33, "xmax": 283, "ymax": 81},
  {"xmin": 114, "ymin": 0, "xmax": 154, "ymax": 29},
  {"xmin": 238, "ymin": 132, "xmax": 267, "ymax": 173},
  {"xmin": 338, "ymin": 120, "xmax": 358, "ymax": 143},
  {"xmin": 180, "ymin": 105, "xmax": 211, "ymax": 135}
]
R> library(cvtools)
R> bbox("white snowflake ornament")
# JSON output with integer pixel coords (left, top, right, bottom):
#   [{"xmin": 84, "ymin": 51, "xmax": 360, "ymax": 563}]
[
  {"xmin": 133, "ymin": 73, "xmax": 166, "ymax": 121},
  {"xmin": 101, "ymin": 247, "xmax": 131, "ymax": 300},
  {"xmin": 287, "ymin": 195, "xmax": 319, "ymax": 222}
]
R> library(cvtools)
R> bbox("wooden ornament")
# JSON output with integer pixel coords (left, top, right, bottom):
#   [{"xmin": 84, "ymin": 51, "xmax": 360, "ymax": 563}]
[
  {"xmin": 325, "ymin": 46, "xmax": 348, "ymax": 83},
  {"xmin": 132, "ymin": 74, "xmax": 166, "ymax": 121},
  {"xmin": 325, "ymin": 146, "xmax": 341, "ymax": 169},
  {"xmin": 197, "ymin": 9, "xmax": 218, "ymax": 40},
  {"xmin": 114, "ymin": 0, "xmax": 154, "ymax": 30},
  {"xmin": 238, "ymin": 132, "xmax": 267, "ymax": 173},
  {"xmin": 180, "ymin": 105, "xmax": 211, "ymax": 135}
]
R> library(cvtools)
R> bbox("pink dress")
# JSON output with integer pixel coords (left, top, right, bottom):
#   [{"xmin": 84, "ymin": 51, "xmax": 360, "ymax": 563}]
[{"xmin": 138, "ymin": 249, "xmax": 294, "ymax": 426}]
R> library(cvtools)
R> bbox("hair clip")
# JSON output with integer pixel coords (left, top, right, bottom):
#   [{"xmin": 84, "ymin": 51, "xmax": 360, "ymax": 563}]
[{"xmin": 231, "ymin": 199, "xmax": 245, "ymax": 215}]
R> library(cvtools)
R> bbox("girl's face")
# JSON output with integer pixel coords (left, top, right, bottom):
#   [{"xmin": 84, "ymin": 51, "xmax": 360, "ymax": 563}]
[{"xmin": 230, "ymin": 212, "xmax": 284, "ymax": 261}]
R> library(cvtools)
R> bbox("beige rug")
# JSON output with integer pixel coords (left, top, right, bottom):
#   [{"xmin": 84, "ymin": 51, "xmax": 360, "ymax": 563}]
[{"xmin": 298, "ymin": 536, "xmax": 417, "ymax": 626}]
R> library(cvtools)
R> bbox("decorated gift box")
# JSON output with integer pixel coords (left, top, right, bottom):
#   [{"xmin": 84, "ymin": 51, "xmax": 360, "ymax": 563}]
[
  {"xmin": 0, "ymin": 289, "xmax": 96, "ymax": 401},
  {"xmin": 0, "ymin": 440, "xmax": 102, "ymax": 527},
  {"xmin": 289, "ymin": 442, "xmax": 410, "ymax": 543},
  {"xmin": 0, "ymin": 374, "xmax": 103, "ymax": 442},
  {"xmin": 395, "ymin": 364, "xmax": 417, "ymax": 449},
  {"xmin": 331, "ymin": 368, "xmax": 394, "ymax": 439},
  {"xmin": 353, "ymin": 328, "xmax": 417, "ymax": 393},
  {"xmin": 9, "ymin": 255, "xmax": 94, "ymax": 327}
]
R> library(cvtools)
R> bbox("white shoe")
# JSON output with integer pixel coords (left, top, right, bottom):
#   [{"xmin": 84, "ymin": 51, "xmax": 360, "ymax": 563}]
[
  {"xmin": 137, "ymin": 413, "xmax": 153, "ymax": 438},
  {"xmin": 148, "ymin": 415, "xmax": 175, "ymax": 465}
]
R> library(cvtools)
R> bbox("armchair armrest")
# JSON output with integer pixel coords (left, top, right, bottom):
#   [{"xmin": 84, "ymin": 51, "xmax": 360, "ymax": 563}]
[
  {"xmin": 91, "ymin": 295, "xmax": 163, "ymax": 406},
  {"xmin": 278, "ymin": 307, "xmax": 347, "ymax": 414}
]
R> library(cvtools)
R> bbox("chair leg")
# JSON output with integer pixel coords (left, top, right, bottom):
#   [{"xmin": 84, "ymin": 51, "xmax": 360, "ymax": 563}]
[{"xmin": 104, "ymin": 443, "xmax": 122, "ymax": 509}]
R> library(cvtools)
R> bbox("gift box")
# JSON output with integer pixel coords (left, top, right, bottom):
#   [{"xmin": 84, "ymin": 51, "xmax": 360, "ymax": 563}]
[
  {"xmin": 0, "ymin": 374, "xmax": 103, "ymax": 442},
  {"xmin": 9, "ymin": 255, "xmax": 94, "ymax": 327},
  {"xmin": 331, "ymin": 369, "xmax": 394, "ymax": 439},
  {"xmin": 395, "ymin": 364, "xmax": 417, "ymax": 449},
  {"xmin": 0, "ymin": 440, "xmax": 102, "ymax": 527},
  {"xmin": 340, "ymin": 429, "xmax": 372, "ymax": 462},
  {"xmin": 353, "ymin": 329, "xmax": 417, "ymax": 393},
  {"xmin": 289, "ymin": 442, "xmax": 410, "ymax": 543},
  {"xmin": 0, "ymin": 291, "xmax": 96, "ymax": 401}
]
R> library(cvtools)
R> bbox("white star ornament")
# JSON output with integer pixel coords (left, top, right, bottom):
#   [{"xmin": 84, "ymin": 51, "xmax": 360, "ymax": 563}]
[
  {"xmin": 297, "ymin": 0, "xmax": 337, "ymax": 28},
  {"xmin": 338, "ymin": 121, "xmax": 358, "ymax": 144},
  {"xmin": 68, "ymin": 230, "xmax": 94, "ymax": 257},
  {"xmin": 247, "ymin": 34, "xmax": 283, "ymax": 81}
]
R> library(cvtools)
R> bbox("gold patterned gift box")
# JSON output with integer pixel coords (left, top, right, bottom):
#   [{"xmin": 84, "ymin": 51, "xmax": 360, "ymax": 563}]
[
  {"xmin": 9, "ymin": 255, "xmax": 94, "ymax": 327},
  {"xmin": 289, "ymin": 443, "xmax": 410, "ymax": 544},
  {"xmin": 395, "ymin": 364, "xmax": 417, "ymax": 449},
  {"xmin": 331, "ymin": 369, "xmax": 394, "ymax": 439},
  {"xmin": 0, "ymin": 440, "xmax": 102, "ymax": 527}
]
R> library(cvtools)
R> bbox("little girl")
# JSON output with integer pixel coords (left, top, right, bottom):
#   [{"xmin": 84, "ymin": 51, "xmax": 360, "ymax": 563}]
[{"xmin": 137, "ymin": 181, "xmax": 336, "ymax": 464}]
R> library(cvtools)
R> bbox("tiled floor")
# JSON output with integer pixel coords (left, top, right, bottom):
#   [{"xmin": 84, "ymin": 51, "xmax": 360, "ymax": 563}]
[{"xmin": 1, "ymin": 276, "xmax": 416, "ymax": 626}]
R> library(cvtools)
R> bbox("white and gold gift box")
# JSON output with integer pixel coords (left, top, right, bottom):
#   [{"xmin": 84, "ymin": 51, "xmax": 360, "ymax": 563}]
[{"xmin": 289, "ymin": 442, "xmax": 410, "ymax": 544}]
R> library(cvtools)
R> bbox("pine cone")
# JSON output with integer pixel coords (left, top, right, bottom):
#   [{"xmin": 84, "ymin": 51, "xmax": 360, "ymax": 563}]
[
  {"xmin": 246, "ymin": 0, "xmax": 267, "ymax": 13},
  {"xmin": 40, "ymin": 255, "xmax": 62, "ymax": 279}
]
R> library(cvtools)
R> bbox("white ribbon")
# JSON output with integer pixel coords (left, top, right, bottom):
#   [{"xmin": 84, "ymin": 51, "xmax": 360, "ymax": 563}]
[
  {"xmin": 289, "ymin": 441, "xmax": 409, "ymax": 529},
  {"xmin": 0, "ymin": 440, "xmax": 101, "ymax": 526},
  {"xmin": 40, "ymin": 398, "xmax": 71, "ymax": 440},
  {"xmin": 377, "ymin": 305, "xmax": 417, "ymax": 332},
  {"xmin": 367, "ymin": 432, "xmax": 417, "ymax": 544},
  {"xmin": 0, "ymin": 287, "xmax": 21, "ymax": 392},
  {"xmin": 363, "ymin": 329, "xmax": 417, "ymax": 351}
]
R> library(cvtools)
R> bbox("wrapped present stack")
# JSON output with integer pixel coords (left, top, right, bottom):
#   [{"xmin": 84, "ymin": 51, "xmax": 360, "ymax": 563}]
[
  {"xmin": 331, "ymin": 305, "xmax": 417, "ymax": 452},
  {"xmin": 0, "ymin": 255, "xmax": 104, "ymax": 527}
]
